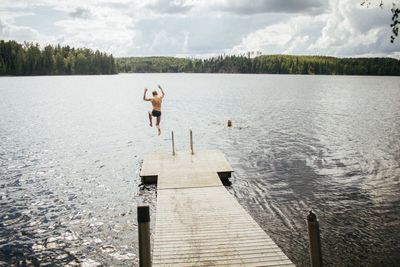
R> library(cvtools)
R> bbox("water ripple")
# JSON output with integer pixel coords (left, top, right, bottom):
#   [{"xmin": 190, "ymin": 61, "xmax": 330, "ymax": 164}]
[{"xmin": 1, "ymin": 74, "xmax": 400, "ymax": 266}]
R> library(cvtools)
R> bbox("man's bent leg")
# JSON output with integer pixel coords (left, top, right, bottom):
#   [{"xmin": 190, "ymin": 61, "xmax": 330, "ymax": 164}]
[
  {"xmin": 148, "ymin": 112, "xmax": 153, "ymax": 127},
  {"xmin": 156, "ymin": 116, "xmax": 161, "ymax": 135}
]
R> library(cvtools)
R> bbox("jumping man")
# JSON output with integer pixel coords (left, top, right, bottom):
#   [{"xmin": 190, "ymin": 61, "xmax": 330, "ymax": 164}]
[{"xmin": 143, "ymin": 84, "xmax": 165, "ymax": 135}]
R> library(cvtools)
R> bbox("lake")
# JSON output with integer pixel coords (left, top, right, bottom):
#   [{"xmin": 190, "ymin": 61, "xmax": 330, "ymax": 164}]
[{"xmin": 1, "ymin": 73, "xmax": 399, "ymax": 266}]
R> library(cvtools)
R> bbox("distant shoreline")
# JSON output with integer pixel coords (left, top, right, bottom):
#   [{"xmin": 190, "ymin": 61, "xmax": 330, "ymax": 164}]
[
  {"xmin": 116, "ymin": 55, "xmax": 400, "ymax": 76},
  {"xmin": 2, "ymin": 38, "xmax": 399, "ymax": 76},
  {"xmin": 2, "ymin": 72, "xmax": 400, "ymax": 77},
  {"xmin": 0, "ymin": 40, "xmax": 117, "ymax": 76},
  {"xmin": 0, "ymin": 73, "xmax": 118, "ymax": 77}
]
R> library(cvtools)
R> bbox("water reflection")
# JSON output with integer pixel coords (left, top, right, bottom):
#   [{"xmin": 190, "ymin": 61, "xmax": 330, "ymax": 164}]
[{"xmin": 1, "ymin": 74, "xmax": 399, "ymax": 266}]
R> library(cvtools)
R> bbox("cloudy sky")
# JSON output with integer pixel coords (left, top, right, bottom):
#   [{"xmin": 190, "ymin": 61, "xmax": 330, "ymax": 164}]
[{"xmin": 0, "ymin": 0, "xmax": 399, "ymax": 58}]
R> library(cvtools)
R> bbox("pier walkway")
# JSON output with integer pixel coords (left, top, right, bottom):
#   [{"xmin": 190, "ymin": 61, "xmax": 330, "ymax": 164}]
[{"xmin": 140, "ymin": 149, "xmax": 294, "ymax": 266}]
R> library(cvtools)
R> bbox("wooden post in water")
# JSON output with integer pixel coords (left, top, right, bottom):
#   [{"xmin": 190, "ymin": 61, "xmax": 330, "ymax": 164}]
[
  {"xmin": 137, "ymin": 205, "xmax": 151, "ymax": 267},
  {"xmin": 190, "ymin": 128, "xmax": 194, "ymax": 155},
  {"xmin": 171, "ymin": 130, "xmax": 175, "ymax": 156},
  {"xmin": 307, "ymin": 210, "xmax": 322, "ymax": 267}
]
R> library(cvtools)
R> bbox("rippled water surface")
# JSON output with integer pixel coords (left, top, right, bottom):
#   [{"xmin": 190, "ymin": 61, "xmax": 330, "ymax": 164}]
[{"xmin": 1, "ymin": 74, "xmax": 400, "ymax": 266}]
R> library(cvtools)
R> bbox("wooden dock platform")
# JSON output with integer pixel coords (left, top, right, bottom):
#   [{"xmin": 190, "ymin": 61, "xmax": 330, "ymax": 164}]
[{"xmin": 140, "ymin": 149, "xmax": 294, "ymax": 266}]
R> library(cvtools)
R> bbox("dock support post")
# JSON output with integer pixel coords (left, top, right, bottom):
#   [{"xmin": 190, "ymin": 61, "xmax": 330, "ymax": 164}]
[
  {"xmin": 190, "ymin": 128, "xmax": 194, "ymax": 155},
  {"xmin": 307, "ymin": 210, "xmax": 322, "ymax": 267},
  {"xmin": 138, "ymin": 205, "xmax": 151, "ymax": 267},
  {"xmin": 171, "ymin": 130, "xmax": 175, "ymax": 156}
]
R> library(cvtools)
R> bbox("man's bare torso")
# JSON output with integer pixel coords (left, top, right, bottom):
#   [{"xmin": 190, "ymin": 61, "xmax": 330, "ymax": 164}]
[{"xmin": 151, "ymin": 97, "xmax": 162, "ymax": 111}]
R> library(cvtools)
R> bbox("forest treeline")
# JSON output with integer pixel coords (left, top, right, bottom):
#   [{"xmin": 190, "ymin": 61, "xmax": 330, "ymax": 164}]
[
  {"xmin": 1, "ymin": 39, "xmax": 399, "ymax": 76},
  {"xmin": 0, "ymin": 40, "xmax": 117, "ymax": 75},
  {"xmin": 116, "ymin": 55, "xmax": 400, "ymax": 76}
]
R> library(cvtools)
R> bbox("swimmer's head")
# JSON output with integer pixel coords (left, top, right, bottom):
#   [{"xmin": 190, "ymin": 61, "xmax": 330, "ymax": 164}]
[{"xmin": 152, "ymin": 91, "xmax": 158, "ymax": 96}]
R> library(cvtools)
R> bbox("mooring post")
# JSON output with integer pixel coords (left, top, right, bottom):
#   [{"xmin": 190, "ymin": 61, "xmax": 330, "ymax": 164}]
[
  {"xmin": 307, "ymin": 210, "xmax": 322, "ymax": 267},
  {"xmin": 138, "ymin": 205, "xmax": 151, "ymax": 267},
  {"xmin": 190, "ymin": 128, "xmax": 194, "ymax": 155},
  {"xmin": 171, "ymin": 130, "xmax": 175, "ymax": 156}
]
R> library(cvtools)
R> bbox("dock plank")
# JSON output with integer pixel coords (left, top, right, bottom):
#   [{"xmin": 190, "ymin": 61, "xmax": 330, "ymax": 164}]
[
  {"xmin": 140, "ymin": 150, "xmax": 294, "ymax": 266},
  {"xmin": 140, "ymin": 150, "xmax": 233, "ymax": 188}
]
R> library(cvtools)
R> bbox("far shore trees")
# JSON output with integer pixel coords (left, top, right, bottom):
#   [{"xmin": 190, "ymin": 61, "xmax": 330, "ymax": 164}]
[
  {"xmin": 116, "ymin": 55, "xmax": 400, "ymax": 76},
  {"xmin": 0, "ymin": 40, "xmax": 117, "ymax": 76}
]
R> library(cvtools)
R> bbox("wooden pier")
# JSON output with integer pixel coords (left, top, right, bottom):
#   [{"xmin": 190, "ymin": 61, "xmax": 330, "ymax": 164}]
[{"xmin": 140, "ymin": 149, "xmax": 294, "ymax": 266}]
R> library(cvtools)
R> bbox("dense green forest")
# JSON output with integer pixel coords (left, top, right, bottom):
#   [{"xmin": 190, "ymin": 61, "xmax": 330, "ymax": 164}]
[
  {"xmin": 117, "ymin": 55, "xmax": 400, "ymax": 76},
  {"xmin": 1, "ymin": 40, "xmax": 399, "ymax": 76},
  {"xmin": 0, "ymin": 40, "xmax": 117, "ymax": 75}
]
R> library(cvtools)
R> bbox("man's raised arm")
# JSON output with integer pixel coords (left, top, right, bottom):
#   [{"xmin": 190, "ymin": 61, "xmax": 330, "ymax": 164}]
[
  {"xmin": 143, "ymin": 88, "xmax": 151, "ymax": 101},
  {"xmin": 158, "ymin": 84, "xmax": 165, "ymax": 98}
]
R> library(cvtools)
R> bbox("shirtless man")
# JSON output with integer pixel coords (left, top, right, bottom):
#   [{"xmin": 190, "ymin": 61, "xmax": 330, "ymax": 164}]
[{"xmin": 143, "ymin": 84, "xmax": 165, "ymax": 135}]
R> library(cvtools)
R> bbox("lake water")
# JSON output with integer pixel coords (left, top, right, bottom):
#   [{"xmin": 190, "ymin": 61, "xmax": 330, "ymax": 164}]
[{"xmin": 1, "ymin": 73, "xmax": 399, "ymax": 266}]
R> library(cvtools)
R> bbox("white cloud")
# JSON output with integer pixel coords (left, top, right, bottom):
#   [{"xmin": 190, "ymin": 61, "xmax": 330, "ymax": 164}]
[
  {"xmin": 0, "ymin": 9, "xmax": 48, "ymax": 44},
  {"xmin": 230, "ymin": 23, "xmax": 293, "ymax": 54},
  {"xmin": 208, "ymin": 0, "xmax": 328, "ymax": 15},
  {"xmin": 311, "ymin": 1, "xmax": 355, "ymax": 51},
  {"xmin": 229, "ymin": 15, "xmax": 326, "ymax": 55},
  {"xmin": 228, "ymin": 1, "xmax": 399, "ymax": 58},
  {"xmin": 310, "ymin": 0, "xmax": 397, "ymax": 57},
  {"xmin": 0, "ymin": 0, "xmax": 399, "ymax": 57},
  {"xmin": 145, "ymin": 0, "xmax": 195, "ymax": 14},
  {"xmin": 0, "ymin": 19, "xmax": 42, "ymax": 41},
  {"xmin": 53, "ymin": 7, "xmax": 136, "ymax": 55}
]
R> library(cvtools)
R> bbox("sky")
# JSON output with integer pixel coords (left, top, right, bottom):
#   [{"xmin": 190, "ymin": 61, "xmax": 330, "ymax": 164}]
[{"xmin": 0, "ymin": 0, "xmax": 399, "ymax": 58}]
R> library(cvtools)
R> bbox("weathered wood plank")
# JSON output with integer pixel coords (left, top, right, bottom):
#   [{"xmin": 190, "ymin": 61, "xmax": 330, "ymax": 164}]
[
  {"xmin": 140, "ymin": 150, "xmax": 294, "ymax": 266},
  {"xmin": 153, "ymin": 187, "xmax": 294, "ymax": 266},
  {"xmin": 140, "ymin": 150, "xmax": 233, "ymax": 188}
]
